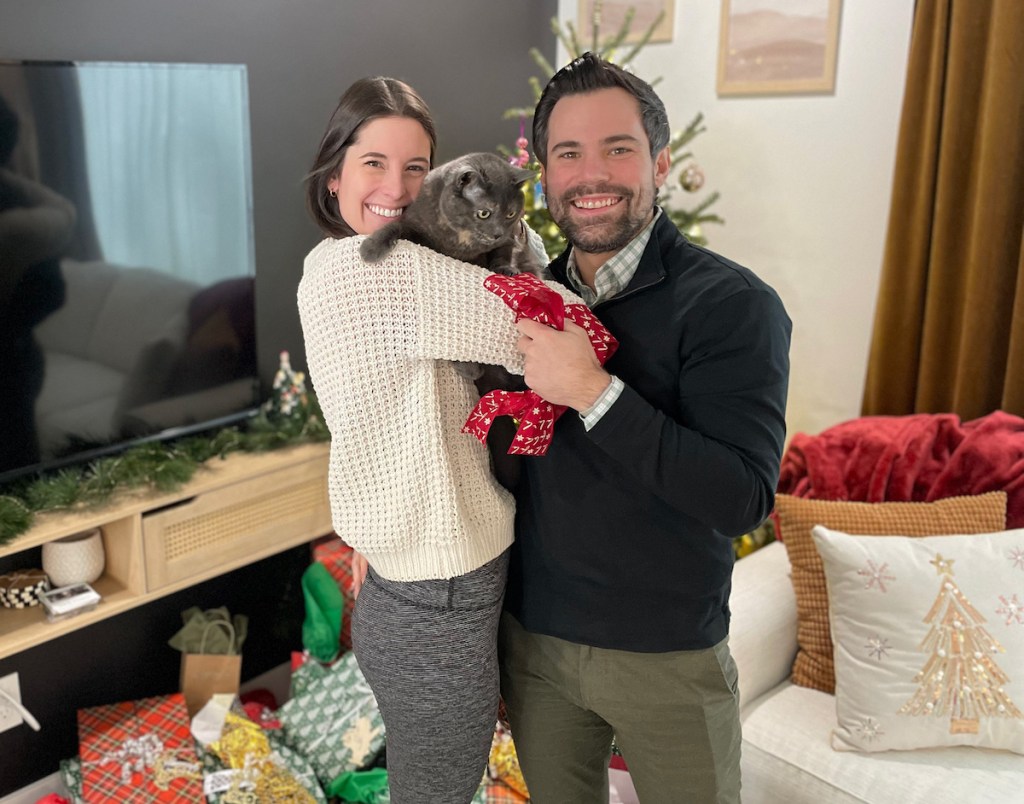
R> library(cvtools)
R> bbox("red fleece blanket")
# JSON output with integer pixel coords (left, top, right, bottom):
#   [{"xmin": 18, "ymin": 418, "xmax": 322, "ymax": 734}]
[{"xmin": 777, "ymin": 411, "xmax": 1024, "ymax": 528}]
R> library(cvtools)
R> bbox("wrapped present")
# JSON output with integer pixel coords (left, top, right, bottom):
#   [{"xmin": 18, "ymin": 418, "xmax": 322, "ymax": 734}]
[
  {"xmin": 311, "ymin": 536, "xmax": 356, "ymax": 651},
  {"xmin": 487, "ymin": 721, "xmax": 528, "ymax": 799},
  {"xmin": 198, "ymin": 709, "xmax": 324, "ymax": 804},
  {"xmin": 472, "ymin": 778, "xmax": 529, "ymax": 804},
  {"xmin": 77, "ymin": 693, "xmax": 203, "ymax": 802},
  {"xmin": 58, "ymin": 757, "xmax": 86, "ymax": 804},
  {"xmin": 275, "ymin": 651, "xmax": 385, "ymax": 787},
  {"xmin": 0, "ymin": 569, "xmax": 49, "ymax": 608}
]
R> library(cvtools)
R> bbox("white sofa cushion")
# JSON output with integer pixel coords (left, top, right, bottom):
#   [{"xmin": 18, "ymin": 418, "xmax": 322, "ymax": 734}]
[
  {"xmin": 742, "ymin": 681, "xmax": 1024, "ymax": 804},
  {"xmin": 730, "ymin": 541, "xmax": 799, "ymax": 710}
]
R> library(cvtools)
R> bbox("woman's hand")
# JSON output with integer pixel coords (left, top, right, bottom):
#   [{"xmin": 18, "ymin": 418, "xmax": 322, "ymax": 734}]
[{"xmin": 351, "ymin": 550, "xmax": 369, "ymax": 599}]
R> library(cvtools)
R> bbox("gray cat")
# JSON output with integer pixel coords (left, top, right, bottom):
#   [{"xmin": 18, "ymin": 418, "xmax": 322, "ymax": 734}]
[
  {"xmin": 360, "ymin": 151, "xmax": 546, "ymax": 491},
  {"xmin": 359, "ymin": 151, "xmax": 543, "ymax": 277}
]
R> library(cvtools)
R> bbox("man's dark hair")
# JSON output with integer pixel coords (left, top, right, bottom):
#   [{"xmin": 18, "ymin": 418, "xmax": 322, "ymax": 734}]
[{"xmin": 532, "ymin": 52, "xmax": 670, "ymax": 167}]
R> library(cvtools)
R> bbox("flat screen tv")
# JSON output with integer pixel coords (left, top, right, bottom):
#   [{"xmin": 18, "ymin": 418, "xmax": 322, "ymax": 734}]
[{"xmin": 0, "ymin": 60, "xmax": 260, "ymax": 484}]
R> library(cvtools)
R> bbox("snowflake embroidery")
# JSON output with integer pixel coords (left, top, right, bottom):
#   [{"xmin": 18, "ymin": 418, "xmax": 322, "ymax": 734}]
[
  {"xmin": 995, "ymin": 594, "xmax": 1024, "ymax": 626},
  {"xmin": 857, "ymin": 560, "xmax": 896, "ymax": 592},
  {"xmin": 1009, "ymin": 547, "xmax": 1024, "ymax": 571},
  {"xmin": 855, "ymin": 717, "xmax": 884, "ymax": 742},
  {"xmin": 865, "ymin": 634, "xmax": 891, "ymax": 660}
]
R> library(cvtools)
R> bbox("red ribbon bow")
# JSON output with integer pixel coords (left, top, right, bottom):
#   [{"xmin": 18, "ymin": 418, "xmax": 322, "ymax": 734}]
[{"xmin": 462, "ymin": 273, "xmax": 618, "ymax": 456}]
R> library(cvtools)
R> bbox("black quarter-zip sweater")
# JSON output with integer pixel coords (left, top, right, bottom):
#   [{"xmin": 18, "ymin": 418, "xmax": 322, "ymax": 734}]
[{"xmin": 505, "ymin": 213, "xmax": 792, "ymax": 652}]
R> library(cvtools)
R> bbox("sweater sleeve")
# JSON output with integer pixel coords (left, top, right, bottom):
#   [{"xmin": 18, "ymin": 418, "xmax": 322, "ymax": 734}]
[
  {"xmin": 401, "ymin": 239, "xmax": 580, "ymax": 371},
  {"xmin": 588, "ymin": 285, "xmax": 792, "ymax": 538},
  {"xmin": 298, "ymin": 236, "xmax": 580, "ymax": 378}
]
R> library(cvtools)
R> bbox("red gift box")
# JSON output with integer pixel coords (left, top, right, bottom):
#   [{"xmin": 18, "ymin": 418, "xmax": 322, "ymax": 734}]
[
  {"xmin": 312, "ymin": 535, "xmax": 356, "ymax": 650},
  {"xmin": 77, "ymin": 692, "xmax": 202, "ymax": 803}
]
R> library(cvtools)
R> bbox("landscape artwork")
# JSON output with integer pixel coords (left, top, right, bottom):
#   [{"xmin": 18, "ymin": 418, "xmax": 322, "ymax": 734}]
[
  {"xmin": 717, "ymin": 0, "xmax": 842, "ymax": 95},
  {"xmin": 578, "ymin": 0, "xmax": 675, "ymax": 45}
]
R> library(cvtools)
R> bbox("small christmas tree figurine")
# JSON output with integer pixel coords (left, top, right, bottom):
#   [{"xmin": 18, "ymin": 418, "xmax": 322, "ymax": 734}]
[
  {"xmin": 263, "ymin": 350, "xmax": 308, "ymax": 419},
  {"xmin": 899, "ymin": 552, "xmax": 1022, "ymax": 734}
]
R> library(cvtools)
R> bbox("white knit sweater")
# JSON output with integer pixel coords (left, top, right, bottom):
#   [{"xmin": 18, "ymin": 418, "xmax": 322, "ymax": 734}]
[{"xmin": 298, "ymin": 236, "xmax": 578, "ymax": 581}]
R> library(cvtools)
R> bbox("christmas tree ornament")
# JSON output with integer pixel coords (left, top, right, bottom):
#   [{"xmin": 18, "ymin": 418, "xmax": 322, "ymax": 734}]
[{"xmin": 680, "ymin": 163, "xmax": 705, "ymax": 192}]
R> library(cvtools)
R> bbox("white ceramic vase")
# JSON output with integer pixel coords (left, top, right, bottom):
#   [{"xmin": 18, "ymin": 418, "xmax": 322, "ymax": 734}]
[{"xmin": 42, "ymin": 528, "xmax": 106, "ymax": 588}]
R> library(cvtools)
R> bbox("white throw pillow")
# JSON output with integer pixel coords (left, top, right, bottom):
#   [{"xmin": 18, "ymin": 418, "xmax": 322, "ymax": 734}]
[{"xmin": 812, "ymin": 525, "xmax": 1024, "ymax": 753}]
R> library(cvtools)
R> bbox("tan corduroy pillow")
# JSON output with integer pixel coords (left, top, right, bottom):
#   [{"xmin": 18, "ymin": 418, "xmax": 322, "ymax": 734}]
[{"xmin": 774, "ymin": 492, "xmax": 1008, "ymax": 694}]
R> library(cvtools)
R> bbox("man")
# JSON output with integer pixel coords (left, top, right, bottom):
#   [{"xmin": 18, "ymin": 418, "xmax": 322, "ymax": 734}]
[{"xmin": 499, "ymin": 53, "xmax": 791, "ymax": 803}]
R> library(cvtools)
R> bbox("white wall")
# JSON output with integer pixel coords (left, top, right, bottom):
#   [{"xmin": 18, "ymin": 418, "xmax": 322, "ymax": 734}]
[{"xmin": 556, "ymin": 0, "xmax": 915, "ymax": 438}]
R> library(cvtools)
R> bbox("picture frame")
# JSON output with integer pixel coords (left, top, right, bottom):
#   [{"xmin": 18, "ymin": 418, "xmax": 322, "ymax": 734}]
[
  {"xmin": 577, "ymin": 1, "xmax": 676, "ymax": 45},
  {"xmin": 717, "ymin": 0, "xmax": 842, "ymax": 96}
]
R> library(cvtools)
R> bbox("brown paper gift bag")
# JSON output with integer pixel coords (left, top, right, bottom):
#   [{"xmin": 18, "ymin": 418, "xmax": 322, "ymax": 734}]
[{"xmin": 180, "ymin": 619, "xmax": 242, "ymax": 716}]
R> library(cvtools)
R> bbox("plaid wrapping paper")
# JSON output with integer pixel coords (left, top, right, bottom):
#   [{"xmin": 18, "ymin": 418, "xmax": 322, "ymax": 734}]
[
  {"xmin": 312, "ymin": 536, "xmax": 356, "ymax": 651},
  {"xmin": 472, "ymin": 778, "xmax": 529, "ymax": 803},
  {"xmin": 77, "ymin": 692, "xmax": 202, "ymax": 803},
  {"xmin": 276, "ymin": 651, "xmax": 385, "ymax": 787}
]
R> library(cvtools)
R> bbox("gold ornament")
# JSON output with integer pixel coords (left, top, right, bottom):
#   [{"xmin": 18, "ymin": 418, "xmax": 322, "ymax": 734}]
[{"xmin": 680, "ymin": 163, "xmax": 705, "ymax": 192}]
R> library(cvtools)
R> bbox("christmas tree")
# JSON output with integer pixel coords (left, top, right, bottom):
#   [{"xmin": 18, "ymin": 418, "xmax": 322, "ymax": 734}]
[
  {"xmin": 501, "ymin": 0, "xmax": 723, "ymax": 258},
  {"xmin": 898, "ymin": 552, "xmax": 1021, "ymax": 734}
]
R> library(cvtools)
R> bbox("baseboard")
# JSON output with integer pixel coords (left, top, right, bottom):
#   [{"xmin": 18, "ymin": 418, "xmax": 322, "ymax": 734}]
[{"xmin": 0, "ymin": 772, "xmax": 65, "ymax": 804}]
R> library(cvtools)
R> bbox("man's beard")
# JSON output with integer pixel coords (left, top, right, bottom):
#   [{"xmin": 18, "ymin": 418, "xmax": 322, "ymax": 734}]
[{"xmin": 547, "ymin": 182, "xmax": 655, "ymax": 254}]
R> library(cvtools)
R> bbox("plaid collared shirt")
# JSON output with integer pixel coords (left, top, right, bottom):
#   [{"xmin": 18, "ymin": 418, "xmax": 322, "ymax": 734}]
[{"xmin": 567, "ymin": 209, "xmax": 662, "ymax": 429}]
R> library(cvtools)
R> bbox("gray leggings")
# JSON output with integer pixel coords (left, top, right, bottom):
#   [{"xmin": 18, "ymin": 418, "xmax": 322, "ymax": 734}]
[{"xmin": 351, "ymin": 549, "xmax": 509, "ymax": 804}]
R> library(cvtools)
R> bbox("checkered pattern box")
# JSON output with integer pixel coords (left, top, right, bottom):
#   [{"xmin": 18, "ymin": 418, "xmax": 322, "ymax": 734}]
[
  {"xmin": 76, "ymin": 692, "xmax": 203, "ymax": 802},
  {"xmin": 0, "ymin": 570, "xmax": 49, "ymax": 608},
  {"xmin": 311, "ymin": 536, "xmax": 356, "ymax": 650}
]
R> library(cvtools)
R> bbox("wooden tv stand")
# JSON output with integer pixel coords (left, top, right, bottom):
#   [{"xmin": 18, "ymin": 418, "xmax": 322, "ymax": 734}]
[{"xmin": 0, "ymin": 442, "xmax": 332, "ymax": 661}]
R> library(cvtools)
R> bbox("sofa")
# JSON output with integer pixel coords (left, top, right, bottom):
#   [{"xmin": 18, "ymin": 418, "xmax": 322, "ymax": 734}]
[
  {"xmin": 729, "ymin": 412, "xmax": 1024, "ymax": 803},
  {"xmin": 32, "ymin": 258, "xmax": 257, "ymax": 458},
  {"xmin": 730, "ymin": 539, "xmax": 1024, "ymax": 803}
]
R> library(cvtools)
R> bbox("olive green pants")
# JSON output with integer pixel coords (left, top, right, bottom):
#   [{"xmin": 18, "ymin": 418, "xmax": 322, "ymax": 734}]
[{"xmin": 498, "ymin": 612, "xmax": 741, "ymax": 804}]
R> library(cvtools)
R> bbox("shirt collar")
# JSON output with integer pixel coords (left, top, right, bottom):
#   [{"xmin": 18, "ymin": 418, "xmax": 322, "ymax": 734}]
[{"xmin": 566, "ymin": 207, "xmax": 662, "ymax": 305}]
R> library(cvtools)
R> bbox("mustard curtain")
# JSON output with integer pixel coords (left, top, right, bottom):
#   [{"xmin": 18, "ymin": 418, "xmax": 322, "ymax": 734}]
[{"xmin": 861, "ymin": 0, "xmax": 1024, "ymax": 419}]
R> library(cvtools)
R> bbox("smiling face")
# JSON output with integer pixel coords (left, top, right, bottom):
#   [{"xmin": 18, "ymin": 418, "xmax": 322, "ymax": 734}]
[
  {"xmin": 541, "ymin": 87, "xmax": 670, "ymax": 271},
  {"xmin": 328, "ymin": 115, "xmax": 432, "ymax": 235}
]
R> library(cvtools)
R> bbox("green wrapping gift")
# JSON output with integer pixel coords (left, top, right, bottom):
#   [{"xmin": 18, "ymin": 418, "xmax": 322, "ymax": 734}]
[
  {"xmin": 275, "ymin": 651, "xmax": 385, "ymax": 788},
  {"xmin": 58, "ymin": 757, "xmax": 85, "ymax": 804}
]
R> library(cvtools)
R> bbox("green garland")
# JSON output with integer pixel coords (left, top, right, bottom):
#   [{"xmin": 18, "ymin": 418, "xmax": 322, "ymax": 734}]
[{"xmin": 0, "ymin": 399, "xmax": 329, "ymax": 547}]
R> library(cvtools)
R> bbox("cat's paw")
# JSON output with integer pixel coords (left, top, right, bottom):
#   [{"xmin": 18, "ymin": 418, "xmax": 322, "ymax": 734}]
[
  {"xmin": 359, "ymin": 234, "xmax": 389, "ymax": 263},
  {"xmin": 453, "ymin": 361, "xmax": 484, "ymax": 381}
]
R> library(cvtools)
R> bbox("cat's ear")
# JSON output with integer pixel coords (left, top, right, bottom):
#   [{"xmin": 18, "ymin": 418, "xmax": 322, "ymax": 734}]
[
  {"xmin": 456, "ymin": 169, "xmax": 478, "ymax": 193},
  {"xmin": 510, "ymin": 166, "xmax": 536, "ymax": 186}
]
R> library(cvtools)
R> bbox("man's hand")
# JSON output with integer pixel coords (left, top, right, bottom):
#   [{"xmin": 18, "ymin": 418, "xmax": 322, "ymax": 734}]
[{"xmin": 516, "ymin": 318, "xmax": 611, "ymax": 412}]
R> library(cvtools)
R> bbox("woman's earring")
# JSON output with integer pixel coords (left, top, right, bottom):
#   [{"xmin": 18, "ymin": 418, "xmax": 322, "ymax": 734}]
[{"xmin": 329, "ymin": 189, "xmax": 337, "ymax": 198}]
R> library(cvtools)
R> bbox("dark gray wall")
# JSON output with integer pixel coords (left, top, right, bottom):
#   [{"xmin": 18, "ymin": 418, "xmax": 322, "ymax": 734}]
[
  {"xmin": 0, "ymin": 0, "xmax": 557, "ymax": 387},
  {"xmin": 0, "ymin": 0, "xmax": 555, "ymax": 794}
]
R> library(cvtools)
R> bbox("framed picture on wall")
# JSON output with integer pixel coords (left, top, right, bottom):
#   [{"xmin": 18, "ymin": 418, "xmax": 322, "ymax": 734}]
[
  {"xmin": 717, "ymin": 0, "xmax": 842, "ymax": 96},
  {"xmin": 577, "ymin": 1, "xmax": 675, "ymax": 45}
]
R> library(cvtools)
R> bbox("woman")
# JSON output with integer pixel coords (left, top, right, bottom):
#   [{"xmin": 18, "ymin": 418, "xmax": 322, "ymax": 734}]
[{"xmin": 297, "ymin": 77, "xmax": 569, "ymax": 804}]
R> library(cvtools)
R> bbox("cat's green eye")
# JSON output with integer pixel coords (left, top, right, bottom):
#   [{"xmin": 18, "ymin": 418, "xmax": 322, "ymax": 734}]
[
  {"xmin": 506, "ymin": 210, "xmax": 517, "ymax": 219},
  {"xmin": 476, "ymin": 210, "xmax": 491, "ymax": 220}
]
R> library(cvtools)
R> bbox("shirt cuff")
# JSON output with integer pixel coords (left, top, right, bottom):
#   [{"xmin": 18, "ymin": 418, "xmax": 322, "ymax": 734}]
[{"xmin": 579, "ymin": 375, "xmax": 624, "ymax": 431}]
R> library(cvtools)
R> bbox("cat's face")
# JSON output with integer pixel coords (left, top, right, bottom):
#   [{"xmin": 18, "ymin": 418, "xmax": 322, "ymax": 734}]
[{"xmin": 434, "ymin": 154, "xmax": 535, "ymax": 254}]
